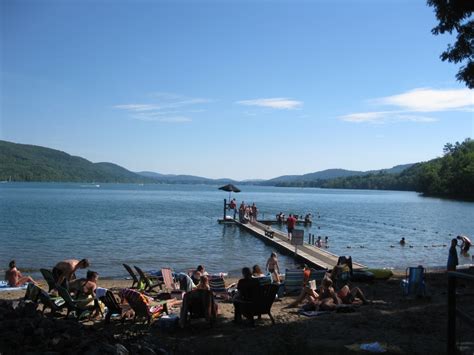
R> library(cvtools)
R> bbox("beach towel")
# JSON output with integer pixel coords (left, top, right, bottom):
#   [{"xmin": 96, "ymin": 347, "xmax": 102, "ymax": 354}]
[
  {"xmin": 0, "ymin": 281, "xmax": 28, "ymax": 292},
  {"xmin": 297, "ymin": 310, "xmax": 330, "ymax": 317}
]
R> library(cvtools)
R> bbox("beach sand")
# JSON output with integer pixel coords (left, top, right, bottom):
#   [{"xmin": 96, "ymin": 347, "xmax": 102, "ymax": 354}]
[{"xmin": 1, "ymin": 271, "xmax": 473, "ymax": 354}]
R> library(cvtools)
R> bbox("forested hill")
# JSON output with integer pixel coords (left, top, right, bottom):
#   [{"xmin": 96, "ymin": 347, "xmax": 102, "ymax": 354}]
[
  {"xmin": 0, "ymin": 140, "xmax": 151, "ymax": 183},
  {"xmin": 318, "ymin": 139, "xmax": 474, "ymax": 199}
]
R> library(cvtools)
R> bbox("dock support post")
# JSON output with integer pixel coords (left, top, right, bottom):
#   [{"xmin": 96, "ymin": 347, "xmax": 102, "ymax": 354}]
[
  {"xmin": 223, "ymin": 199, "xmax": 227, "ymax": 220},
  {"xmin": 308, "ymin": 233, "xmax": 311, "ymax": 245}
]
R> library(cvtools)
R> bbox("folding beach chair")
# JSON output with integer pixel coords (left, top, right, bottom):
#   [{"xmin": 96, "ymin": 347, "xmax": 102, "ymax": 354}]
[
  {"xmin": 119, "ymin": 288, "xmax": 168, "ymax": 325},
  {"xmin": 401, "ymin": 266, "xmax": 426, "ymax": 297},
  {"xmin": 100, "ymin": 290, "xmax": 123, "ymax": 323},
  {"xmin": 24, "ymin": 283, "xmax": 65, "ymax": 315},
  {"xmin": 122, "ymin": 264, "xmax": 140, "ymax": 289},
  {"xmin": 180, "ymin": 289, "xmax": 217, "ymax": 328},
  {"xmin": 283, "ymin": 269, "xmax": 304, "ymax": 295},
  {"xmin": 40, "ymin": 268, "xmax": 57, "ymax": 292},
  {"xmin": 161, "ymin": 268, "xmax": 179, "ymax": 291},
  {"xmin": 134, "ymin": 266, "xmax": 163, "ymax": 292},
  {"xmin": 240, "ymin": 284, "xmax": 279, "ymax": 325},
  {"xmin": 209, "ymin": 275, "xmax": 233, "ymax": 300},
  {"xmin": 56, "ymin": 285, "xmax": 96, "ymax": 319}
]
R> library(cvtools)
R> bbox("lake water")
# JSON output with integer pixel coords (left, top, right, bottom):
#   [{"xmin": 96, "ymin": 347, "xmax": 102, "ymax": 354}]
[{"xmin": 0, "ymin": 183, "xmax": 473, "ymax": 279}]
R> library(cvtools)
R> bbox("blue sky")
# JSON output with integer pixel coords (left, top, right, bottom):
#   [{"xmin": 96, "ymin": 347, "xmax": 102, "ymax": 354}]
[{"xmin": 1, "ymin": 0, "xmax": 473, "ymax": 180}]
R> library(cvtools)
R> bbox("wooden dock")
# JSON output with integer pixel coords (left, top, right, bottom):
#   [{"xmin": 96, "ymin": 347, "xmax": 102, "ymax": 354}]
[
  {"xmin": 258, "ymin": 219, "xmax": 312, "ymax": 225},
  {"xmin": 220, "ymin": 218, "xmax": 365, "ymax": 270}
]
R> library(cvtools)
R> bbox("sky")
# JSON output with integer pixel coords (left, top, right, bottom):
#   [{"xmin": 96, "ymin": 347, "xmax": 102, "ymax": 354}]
[{"xmin": 1, "ymin": 0, "xmax": 473, "ymax": 180}]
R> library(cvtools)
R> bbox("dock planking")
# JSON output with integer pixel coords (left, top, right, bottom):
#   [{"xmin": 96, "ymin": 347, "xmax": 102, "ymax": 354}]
[{"xmin": 221, "ymin": 218, "xmax": 365, "ymax": 270}]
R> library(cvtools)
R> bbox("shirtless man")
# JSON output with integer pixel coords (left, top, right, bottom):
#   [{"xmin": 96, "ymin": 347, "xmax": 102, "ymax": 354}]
[
  {"xmin": 5, "ymin": 260, "xmax": 35, "ymax": 287},
  {"xmin": 457, "ymin": 235, "xmax": 471, "ymax": 255},
  {"xmin": 53, "ymin": 258, "xmax": 90, "ymax": 287}
]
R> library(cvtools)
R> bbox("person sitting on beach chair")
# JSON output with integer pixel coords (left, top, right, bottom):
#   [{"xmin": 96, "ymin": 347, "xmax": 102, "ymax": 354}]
[
  {"xmin": 284, "ymin": 265, "xmax": 319, "ymax": 309},
  {"xmin": 233, "ymin": 267, "xmax": 260, "ymax": 323}
]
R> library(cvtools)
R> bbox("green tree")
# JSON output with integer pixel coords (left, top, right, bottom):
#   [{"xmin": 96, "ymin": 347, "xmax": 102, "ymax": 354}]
[{"xmin": 427, "ymin": 0, "xmax": 474, "ymax": 88}]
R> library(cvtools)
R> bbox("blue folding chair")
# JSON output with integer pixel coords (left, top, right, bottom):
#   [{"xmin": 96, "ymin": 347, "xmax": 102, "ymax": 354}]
[{"xmin": 401, "ymin": 266, "xmax": 426, "ymax": 297}]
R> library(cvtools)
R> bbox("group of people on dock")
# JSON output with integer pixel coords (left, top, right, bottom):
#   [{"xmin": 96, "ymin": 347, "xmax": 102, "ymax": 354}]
[{"xmin": 229, "ymin": 200, "xmax": 258, "ymax": 223}]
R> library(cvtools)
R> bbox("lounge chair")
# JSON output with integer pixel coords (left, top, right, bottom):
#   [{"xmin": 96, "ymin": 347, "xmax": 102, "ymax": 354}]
[
  {"xmin": 179, "ymin": 289, "xmax": 217, "ymax": 328},
  {"xmin": 122, "ymin": 264, "xmax": 140, "ymax": 289},
  {"xmin": 100, "ymin": 290, "xmax": 123, "ymax": 324},
  {"xmin": 239, "ymin": 284, "xmax": 279, "ymax": 325},
  {"xmin": 255, "ymin": 275, "xmax": 273, "ymax": 286},
  {"xmin": 283, "ymin": 269, "xmax": 304, "ymax": 295},
  {"xmin": 24, "ymin": 283, "xmax": 65, "ymax": 315},
  {"xmin": 401, "ymin": 266, "xmax": 426, "ymax": 297},
  {"xmin": 161, "ymin": 268, "xmax": 179, "ymax": 291},
  {"xmin": 40, "ymin": 268, "xmax": 57, "ymax": 292},
  {"xmin": 134, "ymin": 266, "xmax": 163, "ymax": 292},
  {"xmin": 209, "ymin": 275, "xmax": 234, "ymax": 300},
  {"xmin": 120, "ymin": 288, "xmax": 168, "ymax": 325},
  {"xmin": 56, "ymin": 285, "xmax": 96, "ymax": 319}
]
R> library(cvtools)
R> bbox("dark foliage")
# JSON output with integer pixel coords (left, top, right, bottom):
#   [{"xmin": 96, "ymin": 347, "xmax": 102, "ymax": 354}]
[{"xmin": 427, "ymin": 0, "xmax": 474, "ymax": 88}]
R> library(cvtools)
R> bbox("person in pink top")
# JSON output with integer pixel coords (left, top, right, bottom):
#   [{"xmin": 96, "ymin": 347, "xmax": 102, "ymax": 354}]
[{"xmin": 286, "ymin": 214, "xmax": 297, "ymax": 240}]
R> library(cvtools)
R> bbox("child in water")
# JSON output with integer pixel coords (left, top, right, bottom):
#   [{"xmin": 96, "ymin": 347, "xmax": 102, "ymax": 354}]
[{"xmin": 266, "ymin": 252, "xmax": 280, "ymax": 283}]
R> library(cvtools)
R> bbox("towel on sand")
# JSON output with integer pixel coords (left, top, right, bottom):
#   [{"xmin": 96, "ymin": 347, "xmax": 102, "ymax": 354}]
[{"xmin": 0, "ymin": 281, "xmax": 28, "ymax": 292}]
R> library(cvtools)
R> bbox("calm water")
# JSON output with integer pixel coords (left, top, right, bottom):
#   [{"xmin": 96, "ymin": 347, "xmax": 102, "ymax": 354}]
[{"xmin": 0, "ymin": 183, "xmax": 473, "ymax": 279}]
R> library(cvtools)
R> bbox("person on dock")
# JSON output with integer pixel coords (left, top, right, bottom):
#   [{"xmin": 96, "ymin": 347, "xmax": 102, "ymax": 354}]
[
  {"xmin": 276, "ymin": 212, "xmax": 285, "ymax": 223},
  {"xmin": 457, "ymin": 235, "xmax": 471, "ymax": 255},
  {"xmin": 251, "ymin": 203, "xmax": 258, "ymax": 222},
  {"xmin": 229, "ymin": 198, "xmax": 237, "ymax": 219},
  {"xmin": 316, "ymin": 236, "xmax": 322, "ymax": 248},
  {"xmin": 52, "ymin": 258, "xmax": 90, "ymax": 287},
  {"xmin": 239, "ymin": 201, "xmax": 245, "ymax": 222},
  {"xmin": 447, "ymin": 238, "xmax": 459, "ymax": 271},
  {"xmin": 4, "ymin": 260, "xmax": 36, "ymax": 287},
  {"xmin": 266, "ymin": 252, "xmax": 281, "ymax": 283},
  {"xmin": 286, "ymin": 214, "xmax": 297, "ymax": 241}
]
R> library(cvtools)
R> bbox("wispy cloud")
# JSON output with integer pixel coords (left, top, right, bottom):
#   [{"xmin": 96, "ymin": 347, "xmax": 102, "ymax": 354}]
[
  {"xmin": 339, "ymin": 87, "xmax": 472, "ymax": 124},
  {"xmin": 236, "ymin": 98, "xmax": 303, "ymax": 110},
  {"xmin": 115, "ymin": 93, "xmax": 210, "ymax": 123},
  {"xmin": 132, "ymin": 115, "xmax": 192, "ymax": 123},
  {"xmin": 372, "ymin": 88, "xmax": 473, "ymax": 112},
  {"xmin": 340, "ymin": 111, "xmax": 438, "ymax": 124}
]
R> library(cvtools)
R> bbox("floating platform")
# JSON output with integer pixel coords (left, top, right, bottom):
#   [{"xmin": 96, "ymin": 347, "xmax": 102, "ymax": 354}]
[{"xmin": 220, "ymin": 218, "xmax": 365, "ymax": 270}]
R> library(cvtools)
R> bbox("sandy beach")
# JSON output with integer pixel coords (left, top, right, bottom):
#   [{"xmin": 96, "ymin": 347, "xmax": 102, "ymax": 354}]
[{"xmin": 1, "ymin": 270, "xmax": 473, "ymax": 354}]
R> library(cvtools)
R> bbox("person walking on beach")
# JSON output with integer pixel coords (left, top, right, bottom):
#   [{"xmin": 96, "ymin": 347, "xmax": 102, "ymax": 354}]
[
  {"xmin": 266, "ymin": 252, "xmax": 281, "ymax": 283},
  {"xmin": 447, "ymin": 238, "xmax": 459, "ymax": 271},
  {"xmin": 4, "ymin": 260, "xmax": 36, "ymax": 287},
  {"xmin": 287, "ymin": 214, "xmax": 297, "ymax": 241}
]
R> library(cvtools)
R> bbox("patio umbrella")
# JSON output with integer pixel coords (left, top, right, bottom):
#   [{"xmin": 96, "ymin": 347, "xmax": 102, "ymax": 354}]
[{"xmin": 218, "ymin": 183, "xmax": 241, "ymax": 201}]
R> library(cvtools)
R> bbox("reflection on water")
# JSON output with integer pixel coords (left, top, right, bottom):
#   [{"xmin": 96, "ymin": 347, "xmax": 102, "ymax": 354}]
[{"xmin": 0, "ymin": 183, "xmax": 472, "ymax": 278}]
